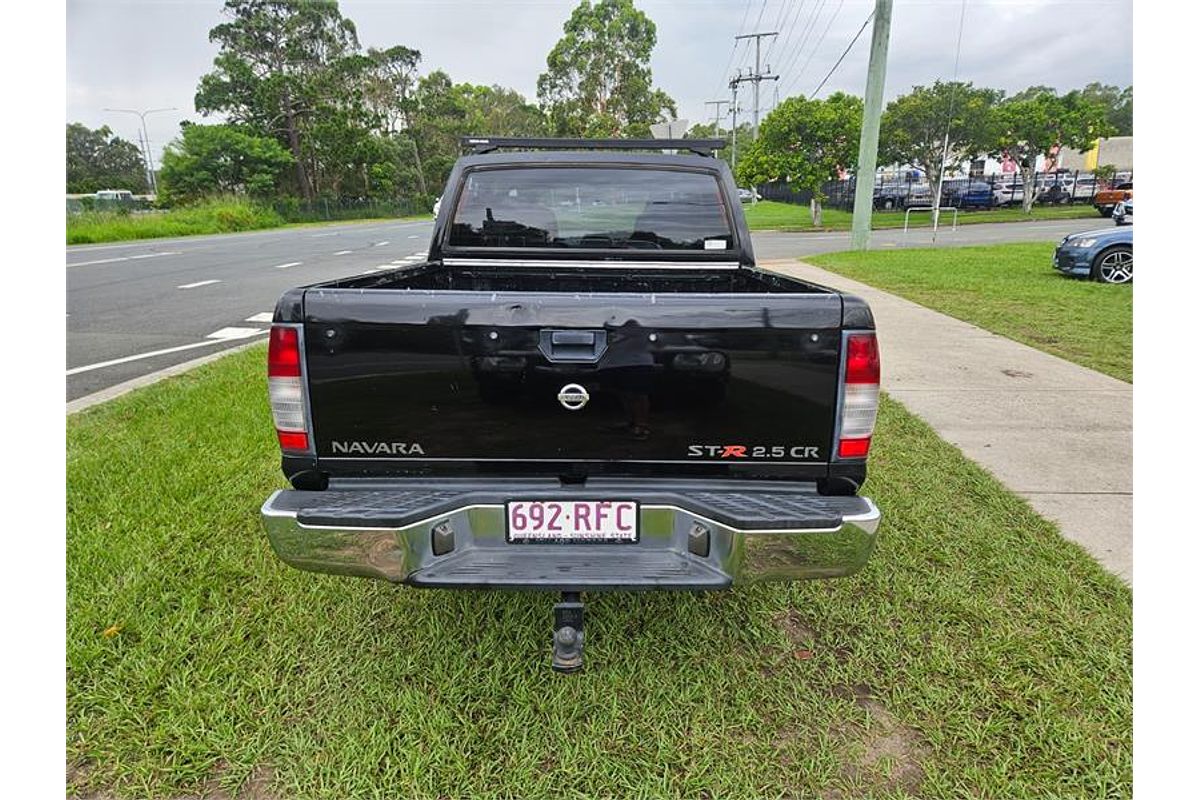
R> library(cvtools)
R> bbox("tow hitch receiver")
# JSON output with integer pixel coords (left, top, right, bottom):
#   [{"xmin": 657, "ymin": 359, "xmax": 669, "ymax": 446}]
[{"xmin": 552, "ymin": 592, "xmax": 584, "ymax": 673}]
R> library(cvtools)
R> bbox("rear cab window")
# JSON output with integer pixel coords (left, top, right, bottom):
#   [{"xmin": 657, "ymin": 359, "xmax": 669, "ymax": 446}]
[{"xmin": 447, "ymin": 167, "xmax": 734, "ymax": 253}]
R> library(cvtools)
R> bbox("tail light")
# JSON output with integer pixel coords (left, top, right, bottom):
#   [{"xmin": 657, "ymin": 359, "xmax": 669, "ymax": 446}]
[
  {"xmin": 837, "ymin": 332, "xmax": 880, "ymax": 459},
  {"xmin": 268, "ymin": 325, "xmax": 311, "ymax": 453}
]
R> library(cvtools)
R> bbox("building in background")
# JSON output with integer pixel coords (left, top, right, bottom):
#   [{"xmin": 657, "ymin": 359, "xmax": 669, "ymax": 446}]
[{"xmin": 1058, "ymin": 136, "xmax": 1133, "ymax": 172}]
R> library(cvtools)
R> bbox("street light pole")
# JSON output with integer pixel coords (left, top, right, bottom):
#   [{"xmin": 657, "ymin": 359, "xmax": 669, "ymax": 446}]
[{"xmin": 104, "ymin": 107, "xmax": 176, "ymax": 195}]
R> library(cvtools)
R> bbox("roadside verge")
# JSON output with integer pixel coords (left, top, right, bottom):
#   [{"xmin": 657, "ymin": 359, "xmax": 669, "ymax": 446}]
[
  {"xmin": 66, "ymin": 347, "xmax": 1130, "ymax": 799},
  {"xmin": 764, "ymin": 258, "xmax": 1132, "ymax": 583}
]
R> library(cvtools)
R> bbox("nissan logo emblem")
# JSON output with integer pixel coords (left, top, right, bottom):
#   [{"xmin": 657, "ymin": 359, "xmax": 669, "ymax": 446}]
[{"xmin": 557, "ymin": 383, "xmax": 589, "ymax": 411}]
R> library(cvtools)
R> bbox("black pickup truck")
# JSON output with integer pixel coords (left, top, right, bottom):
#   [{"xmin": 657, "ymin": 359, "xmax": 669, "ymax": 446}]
[{"xmin": 261, "ymin": 137, "xmax": 881, "ymax": 670}]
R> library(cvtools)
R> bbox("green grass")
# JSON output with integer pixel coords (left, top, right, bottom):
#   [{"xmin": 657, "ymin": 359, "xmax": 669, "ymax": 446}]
[
  {"xmin": 66, "ymin": 197, "xmax": 287, "ymax": 244},
  {"xmin": 743, "ymin": 199, "xmax": 1103, "ymax": 232},
  {"xmin": 67, "ymin": 347, "xmax": 1131, "ymax": 798},
  {"xmin": 809, "ymin": 243, "xmax": 1132, "ymax": 382},
  {"xmin": 66, "ymin": 197, "xmax": 431, "ymax": 245}
]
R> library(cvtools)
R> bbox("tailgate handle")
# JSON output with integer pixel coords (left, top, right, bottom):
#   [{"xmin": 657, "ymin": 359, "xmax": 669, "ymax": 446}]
[{"xmin": 539, "ymin": 329, "xmax": 608, "ymax": 363}]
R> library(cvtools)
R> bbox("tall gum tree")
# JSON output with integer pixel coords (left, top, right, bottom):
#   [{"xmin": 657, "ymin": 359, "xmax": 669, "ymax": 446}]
[
  {"xmin": 536, "ymin": 0, "xmax": 677, "ymax": 137},
  {"xmin": 195, "ymin": 0, "xmax": 360, "ymax": 201}
]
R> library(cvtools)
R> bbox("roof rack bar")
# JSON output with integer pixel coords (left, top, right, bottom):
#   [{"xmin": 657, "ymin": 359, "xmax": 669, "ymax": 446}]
[{"xmin": 461, "ymin": 136, "xmax": 727, "ymax": 158}]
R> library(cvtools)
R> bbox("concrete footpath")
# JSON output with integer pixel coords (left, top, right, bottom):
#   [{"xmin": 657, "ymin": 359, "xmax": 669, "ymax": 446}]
[{"xmin": 765, "ymin": 260, "xmax": 1132, "ymax": 584}]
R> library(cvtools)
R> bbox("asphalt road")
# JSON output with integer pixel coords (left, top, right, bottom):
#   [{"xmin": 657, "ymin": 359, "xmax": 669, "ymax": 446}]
[{"xmin": 66, "ymin": 215, "xmax": 1107, "ymax": 402}]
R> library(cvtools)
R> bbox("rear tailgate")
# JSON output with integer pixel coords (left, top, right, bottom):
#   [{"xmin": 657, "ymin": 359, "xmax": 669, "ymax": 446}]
[{"xmin": 301, "ymin": 286, "xmax": 846, "ymax": 478}]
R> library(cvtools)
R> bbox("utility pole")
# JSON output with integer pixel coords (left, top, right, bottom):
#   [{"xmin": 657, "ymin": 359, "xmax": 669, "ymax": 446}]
[
  {"xmin": 704, "ymin": 99, "xmax": 729, "ymax": 136},
  {"xmin": 849, "ymin": 0, "xmax": 894, "ymax": 250},
  {"xmin": 728, "ymin": 80, "xmax": 742, "ymax": 170},
  {"xmin": 104, "ymin": 107, "xmax": 176, "ymax": 195},
  {"xmin": 731, "ymin": 32, "xmax": 779, "ymax": 141}
]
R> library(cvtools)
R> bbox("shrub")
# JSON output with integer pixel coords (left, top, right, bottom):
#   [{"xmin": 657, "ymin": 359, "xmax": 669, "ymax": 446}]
[{"xmin": 67, "ymin": 196, "xmax": 285, "ymax": 244}]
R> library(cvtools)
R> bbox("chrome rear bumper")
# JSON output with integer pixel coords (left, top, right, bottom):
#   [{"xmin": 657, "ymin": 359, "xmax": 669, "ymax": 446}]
[{"xmin": 261, "ymin": 482, "xmax": 881, "ymax": 589}]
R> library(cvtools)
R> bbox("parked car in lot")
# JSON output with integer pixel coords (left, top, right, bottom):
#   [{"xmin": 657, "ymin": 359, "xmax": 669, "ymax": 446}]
[
  {"xmin": 1112, "ymin": 198, "xmax": 1132, "ymax": 225},
  {"xmin": 992, "ymin": 179, "xmax": 1025, "ymax": 207},
  {"xmin": 945, "ymin": 181, "xmax": 995, "ymax": 209},
  {"xmin": 1094, "ymin": 182, "xmax": 1132, "ymax": 217},
  {"xmin": 875, "ymin": 181, "xmax": 931, "ymax": 210},
  {"xmin": 1036, "ymin": 183, "xmax": 1074, "ymax": 205},
  {"xmin": 261, "ymin": 136, "xmax": 883, "ymax": 671},
  {"xmin": 1053, "ymin": 226, "xmax": 1133, "ymax": 284}
]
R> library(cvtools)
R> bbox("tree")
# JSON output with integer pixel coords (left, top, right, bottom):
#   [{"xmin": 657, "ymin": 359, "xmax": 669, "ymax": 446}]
[
  {"xmin": 880, "ymin": 81, "xmax": 1002, "ymax": 181},
  {"xmin": 683, "ymin": 121, "xmax": 748, "ymax": 168},
  {"xmin": 195, "ymin": 0, "xmax": 361, "ymax": 200},
  {"xmin": 66, "ymin": 123, "xmax": 148, "ymax": 193},
  {"xmin": 993, "ymin": 88, "xmax": 1114, "ymax": 212},
  {"xmin": 459, "ymin": 84, "xmax": 547, "ymax": 139},
  {"xmin": 735, "ymin": 93, "xmax": 862, "ymax": 225},
  {"xmin": 158, "ymin": 123, "xmax": 293, "ymax": 203},
  {"xmin": 536, "ymin": 0, "xmax": 676, "ymax": 137},
  {"xmin": 353, "ymin": 45, "xmax": 422, "ymax": 135},
  {"xmin": 1079, "ymin": 82, "xmax": 1133, "ymax": 136}
]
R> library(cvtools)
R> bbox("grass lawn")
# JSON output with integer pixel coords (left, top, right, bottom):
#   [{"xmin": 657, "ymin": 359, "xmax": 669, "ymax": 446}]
[
  {"xmin": 743, "ymin": 199, "xmax": 1103, "ymax": 232},
  {"xmin": 809, "ymin": 243, "xmax": 1132, "ymax": 382},
  {"xmin": 66, "ymin": 197, "xmax": 430, "ymax": 245},
  {"xmin": 67, "ymin": 348, "xmax": 1131, "ymax": 799}
]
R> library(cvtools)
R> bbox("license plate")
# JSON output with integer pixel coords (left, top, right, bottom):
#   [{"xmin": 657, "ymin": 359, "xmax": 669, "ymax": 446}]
[{"xmin": 506, "ymin": 500, "xmax": 638, "ymax": 543}]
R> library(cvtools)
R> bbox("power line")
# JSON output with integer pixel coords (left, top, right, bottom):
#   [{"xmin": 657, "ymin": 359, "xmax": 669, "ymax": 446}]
[
  {"xmin": 767, "ymin": 0, "xmax": 815, "ymax": 92},
  {"xmin": 792, "ymin": 0, "xmax": 846, "ymax": 94},
  {"xmin": 777, "ymin": 0, "xmax": 830, "ymax": 96},
  {"xmin": 752, "ymin": 0, "xmax": 770, "ymax": 33},
  {"xmin": 713, "ymin": 0, "xmax": 754, "ymax": 98},
  {"xmin": 810, "ymin": 8, "xmax": 874, "ymax": 97},
  {"xmin": 765, "ymin": 0, "xmax": 795, "ymax": 61}
]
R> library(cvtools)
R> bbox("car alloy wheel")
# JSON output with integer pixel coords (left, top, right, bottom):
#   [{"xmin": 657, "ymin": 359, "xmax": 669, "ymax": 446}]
[{"xmin": 1095, "ymin": 247, "xmax": 1133, "ymax": 284}]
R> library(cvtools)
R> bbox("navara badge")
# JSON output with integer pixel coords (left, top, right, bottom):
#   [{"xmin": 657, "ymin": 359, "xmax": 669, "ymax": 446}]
[{"xmin": 557, "ymin": 383, "xmax": 589, "ymax": 411}]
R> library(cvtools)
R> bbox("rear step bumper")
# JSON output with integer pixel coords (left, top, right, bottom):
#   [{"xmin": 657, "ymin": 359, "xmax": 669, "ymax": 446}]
[{"xmin": 260, "ymin": 480, "xmax": 881, "ymax": 590}]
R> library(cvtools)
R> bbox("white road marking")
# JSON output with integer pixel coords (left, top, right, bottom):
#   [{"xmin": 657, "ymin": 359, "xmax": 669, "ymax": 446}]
[
  {"xmin": 245, "ymin": 312, "xmax": 274, "ymax": 323},
  {"xmin": 128, "ymin": 251, "xmax": 181, "ymax": 260},
  {"xmin": 177, "ymin": 279, "xmax": 221, "ymax": 289},
  {"xmin": 311, "ymin": 232, "xmax": 339, "ymax": 238},
  {"xmin": 68, "ymin": 251, "xmax": 179, "ymax": 268},
  {"xmin": 374, "ymin": 240, "xmax": 390, "ymax": 246},
  {"xmin": 207, "ymin": 327, "xmax": 264, "ymax": 340},
  {"xmin": 273, "ymin": 261, "xmax": 302, "ymax": 269},
  {"xmin": 407, "ymin": 234, "xmax": 419, "ymax": 239},
  {"xmin": 66, "ymin": 331, "xmax": 268, "ymax": 376},
  {"xmin": 334, "ymin": 250, "xmax": 352, "ymax": 255}
]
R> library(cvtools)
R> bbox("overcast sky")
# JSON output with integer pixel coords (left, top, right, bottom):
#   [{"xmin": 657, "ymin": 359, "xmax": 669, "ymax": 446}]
[{"xmin": 67, "ymin": 0, "xmax": 1132, "ymax": 164}]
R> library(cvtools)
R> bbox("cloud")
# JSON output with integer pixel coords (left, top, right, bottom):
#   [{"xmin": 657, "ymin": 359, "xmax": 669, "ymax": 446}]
[{"xmin": 66, "ymin": 0, "xmax": 1132, "ymax": 158}]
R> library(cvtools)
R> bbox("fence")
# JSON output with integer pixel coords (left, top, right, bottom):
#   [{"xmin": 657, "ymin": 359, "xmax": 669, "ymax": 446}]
[
  {"xmin": 758, "ymin": 170, "xmax": 1133, "ymax": 212},
  {"xmin": 272, "ymin": 196, "xmax": 429, "ymax": 223}
]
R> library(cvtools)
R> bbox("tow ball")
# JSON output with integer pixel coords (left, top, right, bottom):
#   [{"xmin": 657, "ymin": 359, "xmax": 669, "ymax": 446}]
[{"xmin": 551, "ymin": 592, "xmax": 585, "ymax": 673}]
